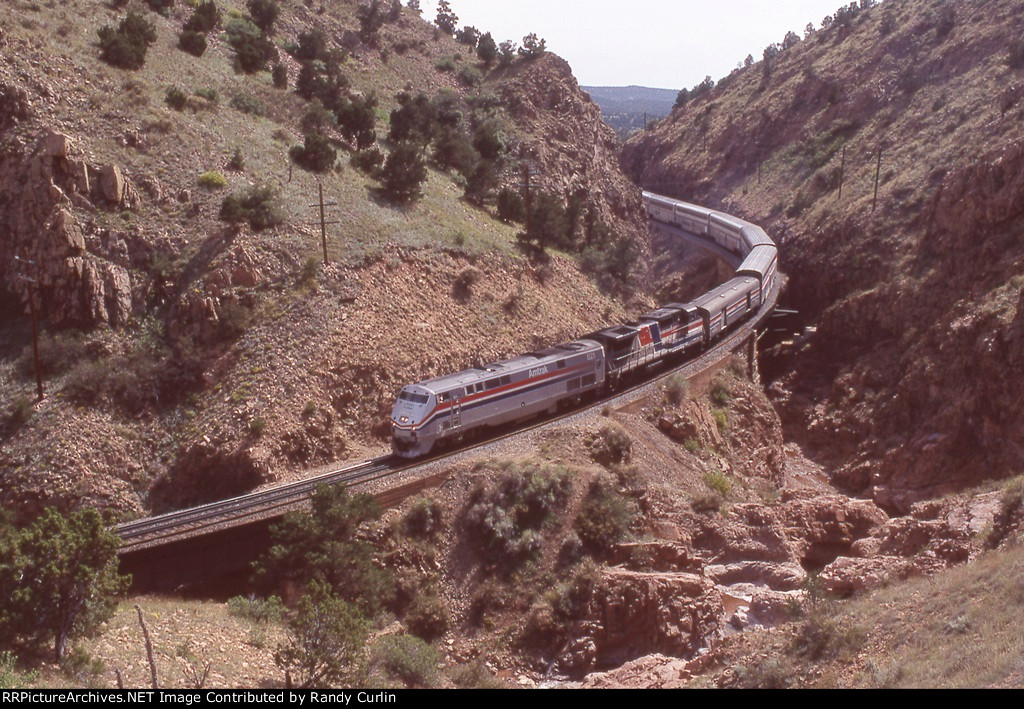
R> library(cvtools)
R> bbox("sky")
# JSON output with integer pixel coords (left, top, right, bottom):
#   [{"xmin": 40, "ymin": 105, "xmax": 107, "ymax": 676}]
[{"xmin": 417, "ymin": 1, "xmax": 864, "ymax": 90}]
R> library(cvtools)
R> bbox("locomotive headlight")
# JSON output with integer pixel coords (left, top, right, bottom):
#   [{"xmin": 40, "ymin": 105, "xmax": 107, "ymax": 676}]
[{"xmin": 400, "ymin": 416, "xmax": 409, "ymax": 423}]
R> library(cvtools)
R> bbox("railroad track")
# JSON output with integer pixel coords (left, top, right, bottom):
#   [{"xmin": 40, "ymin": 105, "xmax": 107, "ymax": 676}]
[{"xmin": 116, "ymin": 219, "xmax": 780, "ymax": 555}]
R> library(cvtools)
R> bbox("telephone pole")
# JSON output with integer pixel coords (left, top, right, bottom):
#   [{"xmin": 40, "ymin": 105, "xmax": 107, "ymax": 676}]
[
  {"xmin": 872, "ymin": 147, "xmax": 883, "ymax": 212},
  {"xmin": 837, "ymin": 146, "xmax": 846, "ymax": 201},
  {"xmin": 518, "ymin": 163, "xmax": 540, "ymax": 239},
  {"xmin": 15, "ymin": 255, "xmax": 44, "ymax": 401},
  {"xmin": 307, "ymin": 179, "xmax": 340, "ymax": 265}
]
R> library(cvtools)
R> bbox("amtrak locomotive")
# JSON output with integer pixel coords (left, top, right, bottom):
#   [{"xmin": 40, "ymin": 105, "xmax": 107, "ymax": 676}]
[{"xmin": 390, "ymin": 192, "xmax": 779, "ymax": 458}]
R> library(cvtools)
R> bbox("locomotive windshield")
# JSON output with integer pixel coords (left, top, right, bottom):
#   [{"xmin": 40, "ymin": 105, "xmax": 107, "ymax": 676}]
[{"xmin": 399, "ymin": 391, "xmax": 429, "ymax": 404}]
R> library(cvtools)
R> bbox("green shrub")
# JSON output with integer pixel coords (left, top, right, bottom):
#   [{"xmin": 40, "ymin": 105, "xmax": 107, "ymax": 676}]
[
  {"xmin": 497, "ymin": 187, "xmax": 525, "ymax": 223},
  {"xmin": 247, "ymin": 0, "xmax": 279, "ymax": 33},
  {"xmin": 335, "ymin": 93, "xmax": 379, "ymax": 149},
  {"xmin": 228, "ymin": 147, "xmax": 245, "ymax": 171},
  {"xmin": 579, "ymin": 230, "xmax": 639, "ymax": 291},
  {"xmin": 432, "ymin": 127, "xmax": 477, "ymax": 174},
  {"xmin": 8, "ymin": 396, "xmax": 34, "ymax": 431},
  {"xmin": 588, "ymin": 421, "xmax": 632, "ymax": 466},
  {"xmin": 97, "ymin": 12, "xmax": 157, "ymax": 70},
  {"xmin": 663, "ymin": 374, "xmax": 690, "ymax": 406},
  {"xmin": 272, "ymin": 62, "xmax": 288, "ymax": 88},
  {"xmin": 145, "ymin": 0, "xmax": 175, "ymax": 16},
  {"xmin": 249, "ymin": 417, "xmax": 266, "ymax": 437},
  {"xmin": 704, "ymin": 470, "xmax": 731, "ymax": 498},
  {"xmin": 178, "ymin": 30, "xmax": 207, "ymax": 57},
  {"xmin": 229, "ymin": 93, "xmax": 267, "ymax": 116},
  {"xmin": 275, "ymin": 582, "xmax": 369, "ymax": 688},
  {"xmin": 449, "ymin": 661, "xmax": 505, "ymax": 689},
  {"xmin": 712, "ymin": 408, "xmax": 729, "ymax": 433},
  {"xmin": 452, "ymin": 265, "xmax": 482, "ymax": 298},
  {"xmin": 403, "ymin": 593, "xmax": 448, "ymax": 641},
  {"xmin": 465, "ymin": 462, "xmax": 572, "ymax": 566},
  {"xmin": 227, "ymin": 595, "xmax": 284, "ymax": 624},
  {"xmin": 367, "ymin": 635, "xmax": 439, "ymax": 688},
  {"xmin": 194, "ymin": 87, "xmax": 219, "ymax": 103},
  {"xmin": 220, "ymin": 185, "xmax": 285, "ymax": 230},
  {"xmin": 18, "ymin": 330, "xmax": 89, "ymax": 379},
  {"xmin": 289, "ymin": 132, "xmax": 337, "ymax": 173},
  {"xmin": 231, "ymin": 33, "xmax": 277, "ymax": 73},
  {"xmin": 403, "ymin": 497, "xmax": 443, "ymax": 539},
  {"xmin": 224, "ymin": 16, "xmax": 261, "ymax": 43},
  {"xmin": 165, "ymin": 86, "xmax": 188, "ymax": 110},
  {"xmin": 690, "ymin": 491, "xmax": 724, "ymax": 514},
  {"xmin": 351, "ymin": 146, "xmax": 385, "ymax": 175},
  {"xmin": 253, "ymin": 485, "xmax": 393, "ymax": 616},
  {"xmin": 733, "ymin": 657, "xmax": 795, "ymax": 689},
  {"xmin": 574, "ymin": 477, "xmax": 635, "ymax": 554},
  {"xmin": 63, "ymin": 348, "xmax": 204, "ymax": 415},
  {"xmin": 381, "ymin": 142, "xmax": 428, "ymax": 203},
  {"xmin": 434, "ymin": 56, "xmax": 457, "ymax": 72},
  {"xmin": 198, "ymin": 171, "xmax": 228, "ymax": 189},
  {"xmin": 457, "ymin": 65, "xmax": 482, "ymax": 87},
  {"xmin": 184, "ymin": 0, "xmax": 221, "ymax": 32},
  {"xmin": 0, "ymin": 651, "xmax": 38, "ymax": 689}
]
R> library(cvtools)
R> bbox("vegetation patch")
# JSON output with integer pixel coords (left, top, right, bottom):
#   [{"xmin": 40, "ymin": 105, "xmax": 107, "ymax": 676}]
[
  {"xmin": 198, "ymin": 171, "xmax": 228, "ymax": 189},
  {"xmin": 97, "ymin": 12, "xmax": 157, "ymax": 70},
  {"xmin": 574, "ymin": 476, "xmax": 636, "ymax": 554},
  {"xmin": 220, "ymin": 185, "xmax": 285, "ymax": 230},
  {"xmin": 365, "ymin": 635, "xmax": 439, "ymax": 689},
  {"xmin": 465, "ymin": 461, "xmax": 572, "ymax": 569}
]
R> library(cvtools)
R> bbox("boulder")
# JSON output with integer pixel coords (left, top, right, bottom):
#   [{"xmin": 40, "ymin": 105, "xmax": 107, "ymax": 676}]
[{"xmin": 98, "ymin": 164, "xmax": 125, "ymax": 204}]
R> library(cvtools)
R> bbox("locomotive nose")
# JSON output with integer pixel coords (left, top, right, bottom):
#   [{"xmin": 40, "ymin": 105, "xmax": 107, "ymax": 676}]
[{"xmin": 391, "ymin": 387, "xmax": 433, "ymax": 428}]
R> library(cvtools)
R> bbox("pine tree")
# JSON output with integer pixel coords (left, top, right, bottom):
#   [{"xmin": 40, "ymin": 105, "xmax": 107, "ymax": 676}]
[
  {"xmin": 253, "ymin": 485, "xmax": 394, "ymax": 614},
  {"xmin": 434, "ymin": 0, "xmax": 457, "ymax": 35},
  {"xmin": 476, "ymin": 32, "xmax": 498, "ymax": 66},
  {"xmin": 381, "ymin": 143, "xmax": 428, "ymax": 203},
  {"xmin": 519, "ymin": 33, "xmax": 547, "ymax": 58}
]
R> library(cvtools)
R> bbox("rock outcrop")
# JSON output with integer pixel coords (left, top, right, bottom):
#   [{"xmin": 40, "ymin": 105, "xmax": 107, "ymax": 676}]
[
  {"xmin": 1, "ymin": 130, "xmax": 140, "ymax": 327},
  {"xmin": 492, "ymin": 54, "xmax": 648, "ymax": 265}
]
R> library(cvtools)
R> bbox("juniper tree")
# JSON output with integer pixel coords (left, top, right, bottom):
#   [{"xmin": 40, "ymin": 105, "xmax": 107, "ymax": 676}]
[{"xmin": 0, "ymin": 508, "xmax": 130, "ymax": 662}]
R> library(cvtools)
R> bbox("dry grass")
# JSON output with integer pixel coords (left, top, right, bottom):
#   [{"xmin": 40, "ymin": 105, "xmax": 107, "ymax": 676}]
[
  {"xmin": 719, "ymin": 537, "xmax": 1024, "ymax": 689},
  {"xmin": 842, "ymin": 543, "xmax": 1024, "ymax": 688}
]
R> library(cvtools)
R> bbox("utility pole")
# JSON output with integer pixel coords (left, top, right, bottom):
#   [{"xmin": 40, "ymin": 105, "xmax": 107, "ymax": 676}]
[
  {"xmin": 519, "ymin": 163, "xmax": 539, "ymax": 239},
  {"xmin": 872, "ymin": 147, "xmax": 882, "ymax": 212},
  {"xmin": 15, "ymin": 255, "xmax": 44, "ymax": 401},
  {"xmin": 837, "ymin": 146, "xmax": 846, "ymax": 201},
  {"xmin": 307, "ymin": 179, "xmax": 340, "ymax": 266}
]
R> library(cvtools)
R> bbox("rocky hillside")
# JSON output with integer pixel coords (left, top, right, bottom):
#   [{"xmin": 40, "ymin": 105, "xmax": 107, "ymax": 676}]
[
  {"xmin": 0, "ymin": 0, "xmax": 649, "ymax": 519},
  {"xmin": 623, "ymin": 0, "xmax": 1024, "ymax": 512}
]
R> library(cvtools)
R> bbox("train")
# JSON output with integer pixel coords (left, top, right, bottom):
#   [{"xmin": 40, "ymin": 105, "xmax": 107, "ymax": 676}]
[{"xmin": 389, "ymin": 192, "xmax": 779, "ymax": 458}]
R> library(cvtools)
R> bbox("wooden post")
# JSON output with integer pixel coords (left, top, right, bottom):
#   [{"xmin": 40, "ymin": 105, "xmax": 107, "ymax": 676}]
[
  {"xmin": 136, "ymin": 605, "xmax": 159, "ymax": 690},
  {"xmin": 872, "ymin": 148, "xmax": 882, "ymax": 212}
]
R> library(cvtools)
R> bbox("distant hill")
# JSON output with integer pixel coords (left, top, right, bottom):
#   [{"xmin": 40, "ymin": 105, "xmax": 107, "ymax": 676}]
[{"xmin": 582, "ymin": 85, "xmax": 677, "ymax": 139}]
